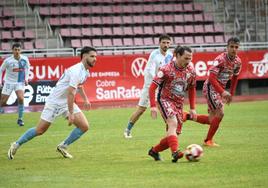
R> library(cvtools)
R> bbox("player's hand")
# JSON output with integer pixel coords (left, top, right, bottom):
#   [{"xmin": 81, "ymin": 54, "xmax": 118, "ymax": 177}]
[
  {"xmin": 150, "ymin": 107, "xmax": 158, "ymax": 119},
  {"xmin": 84, "ymin": 101, "xmax": 91, "ymax": 111},
  {"xmin": 221, "ymin": 91, "xmax": 231, "ymax": 105},
  {"xmin": 189, "ymin": 109, "xmax": 197, "ymax": 120},
  {"xmin": 25, "ymin": 81, "xmax": 28, "ymax": 86},
  {"xmin": 68, "ymin": 113, "xmax": 75, "ymax": 126}
]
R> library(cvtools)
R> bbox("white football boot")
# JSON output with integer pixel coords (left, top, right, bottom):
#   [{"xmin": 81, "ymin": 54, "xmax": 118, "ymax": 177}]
[
  {"xmin": 8, "ymin": 142, "xmax": 20, "ymax": 160},
  {"xmin": 56, "ymin": 142, "xmax": 73, "ymax": 159}
]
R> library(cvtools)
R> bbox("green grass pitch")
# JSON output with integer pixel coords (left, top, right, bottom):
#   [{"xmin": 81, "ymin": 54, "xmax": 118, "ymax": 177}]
[{"xmin": 0, "ymin": 101, "xmax": 268, "ymax": 188}]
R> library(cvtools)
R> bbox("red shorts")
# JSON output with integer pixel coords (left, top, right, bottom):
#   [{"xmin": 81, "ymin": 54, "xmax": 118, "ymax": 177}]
[
  {"xmin": 203, "ymin": 82, "xmax": 223, "ymax": 113},
  {"xmin": 157, "ymin": 99, "xmax": 183, "ymax": 134}
]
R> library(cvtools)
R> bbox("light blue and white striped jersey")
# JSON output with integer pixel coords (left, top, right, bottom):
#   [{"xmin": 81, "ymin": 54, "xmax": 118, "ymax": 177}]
[
  {"xmin": 0, "ymin": 55, "xmax": 30, "ymax": 84},
  {"xmin": 144, "ymin": 48, "xmax": 173, "ymax": 82}
]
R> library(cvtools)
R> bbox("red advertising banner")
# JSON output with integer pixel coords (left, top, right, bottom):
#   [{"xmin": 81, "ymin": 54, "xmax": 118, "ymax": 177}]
[{"xmin": 0, "ymin": 50, "xmax": 267, "ymax": 105}]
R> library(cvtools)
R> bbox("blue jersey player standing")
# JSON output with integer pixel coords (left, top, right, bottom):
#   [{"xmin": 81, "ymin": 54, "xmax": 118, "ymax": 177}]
[{"xmin": 0, "ymin": 43, "xmax": 30, "ymax": 126}]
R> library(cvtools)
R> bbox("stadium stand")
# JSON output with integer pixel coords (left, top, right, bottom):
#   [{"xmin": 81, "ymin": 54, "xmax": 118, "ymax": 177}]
[{"xmin": 0, "ymin": 0, "xmax": 267, "ymax": 54}]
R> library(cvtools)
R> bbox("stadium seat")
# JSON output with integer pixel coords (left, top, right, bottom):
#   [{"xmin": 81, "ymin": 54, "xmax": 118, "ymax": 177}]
[
  {"xmin": 50, "ymin": 7, "xmax": 60, "ymax": 16},
  {"xmin": 174, "ymin": 25, "xmax": 184, "ymax": 33},
  {"xmin": 91, "ymin": 28, "xmax": 102, "ymax": 36},
  {"xmin": 143, "ymin": 15, "xmax": 153, "ymax": 24},
  {"xmin": 23, "ymin": 41, "xmax": 34, "ymax": 50},
  {"xmin": 123, "ymin": 38, "xmax": 134, "ymax": 46},
  {"xmin": 49, "ymin": 17, "xmax": 60, "ymax": 27},
  {"xmin": 122, "ymin": 16, "xmax": 133, "ymax": 24},
  {"xmin": 174, "ymin": 14, "xmax": 184, "ymax": 23},
  {"xmin": 13, "ymin": 30, "xmax": 24, "ymax": 39},
  {"xmin": 71, "ymin": 6, "xmax": 81, "ymax": 15},
  {"xmin": 164, "ymin": 25, "xmax": 174, "ymax": 34},
  {"xmin": 71, "ymin": 17, "xmax": 81, "ymax": 26},
  {"xmin": 60, "ymin": 6, "xmax": 71, "ymax": 15},
  {"xmin": 194, "ymin": 36, "xmax": 204, "ymax": 44},
  {"xmin": 194, "ymin": 13, "xmax": 204, "ymax": 22},
  {"xmin": 143, "ymin": 4, "xmax": 154, "ymax": 13},
  {"xmin": 153, "ymin": 26, "xmax": 164, "ymax": 34},
  {"xmin": 184, "ymin": 25, "xmax": 194, "ymax": 34},
  {"xmin": 60, "ymin": 28, "xmax": 71, "ymax": 37},
  {"xmin": 112, "ymin": 38, "xmax": 123, "ymax": 46},
  {"xmin": 82, "ymin": 28, "xmax": 91, "ymax": 36},
  {"xmin": 184, "ymin": 36, "xmax": 194, "ymax": 44},
  {"xmin": 133, "ymin": 15, "xmax": 143, "ymax": 25},
  {"xmin": 163, "ymin": 15, "xmax": 174, "ymax": 23},
  {"xmin": 1, "ymin": 31, "xmax": 12, "ymax": 40},
  {"xmin": 92, "ymin": 39, "xmax": 102, "ymax": 47},
  {"xmin": 184, "ymin": 14, "xmax": 194, "ymax": 22},
  {"xmin": 112, "ymin": 16, "xmax": 122, "ymax": 25},
  {"xmin": 81, "ymin": 17, "xmax": 91, "ymax": 25},
  {"xmin": 81, "ymin": 6, "xmax": 91, "ymax": 15},
  {"xmin": 60, "ymin": 17, "xmax": 71, "ymax": 26},
  {"xmin": 204, "ymin": 35, "xmax": 214, "ymax": 43},
  {"xmin": 113, "ymin": 27, "xmax": 124, "ymax": 36},
  {"xmin": 194, "ymin": 25, "xmax": 204, "ymax": 33},
  {"xmin": 133, "ymin": 26, "xmax": 143, "ymax": 35},
  {"xmin": 71, "ymin": 39, "xmax": 82, "ymax": 48},
  {"xmin": 24, "ymin": 30, "xmax": 35, "ymax": 40},
  {"xmin": 133, "ymin": 38, "xmax": 144, "ymax": 46},
  {"xmin": 214, "ymin": 23, "xmax": 224, "ymax": 33},
  {"xmin": 14, "ymin": 19, "xmax": 24, "ymax": 28},
  {"xmin": 123, "ymin": 27, "xmax": 134, "ymax": 36},
  {"xmin": 81, "ymin": 39, "xmax": 92, "ymax": 47},
  {"xmin": 174, "ymin": 36, "xmax": 184, "ymax": 44},
  {"xmin": 102, "ymin": 16, "xmax": 113, "ymax": 25},
  {"xmin": 102, "ymin": 38, "xmax": 113, "ymax": 47},
  {"xmin": 3, "ymin": 19, "xmax": 13, "ymax": 28},
  {"xmin": 70, "ymin": 28, "xmax": 82, "ymax": 37},
  {"xmin": 0, "ymin": 42, "xmax": 11, "ymax": 50},
  {"xmin": 144, "ymin": 26, "xmax": 154, "ymax": 35},
  {"xmin": 215, "ymin": 35, "xmax": 225, "ymax": 43},
  {"xmin": 35, "ymin": 39, "xmax": 45, "ymax": 49},
  {"xmin": 143, "ymin": 37, "xmax": 154, "ymax": 45},
  {"xmin": 183, "ymin": 3, "xmax": 194, "ymax": 12},
  {"xmin": 103, "ymin": 27, "xmax": 112, "ymax": 36},
  {"xmin": 39, "ymin": 7, "xmax": 50, "ymax": 16},
  {"xmin": 204, "ymin": 24, "xmax": 215, "ymax": 33}
]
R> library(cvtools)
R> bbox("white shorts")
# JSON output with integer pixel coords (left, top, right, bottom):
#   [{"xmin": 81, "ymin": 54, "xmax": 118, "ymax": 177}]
[
  {"xmin": 1, "ymin": 82, "xmax": 25, "ymax": 95},
  {"xmin": 41, "ymin": 103, "xmax": 81, "ymax": 123}
]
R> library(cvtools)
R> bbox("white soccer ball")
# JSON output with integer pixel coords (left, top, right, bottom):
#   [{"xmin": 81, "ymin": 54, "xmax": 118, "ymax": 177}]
[{"xmin": 185, "ymin": 144, "xmax": 204, "ymax": 162}]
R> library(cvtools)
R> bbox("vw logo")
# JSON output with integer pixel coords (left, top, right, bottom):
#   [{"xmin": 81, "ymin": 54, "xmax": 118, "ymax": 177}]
[{"xmin": 131, "ymin": 57, "xmax": 147, "ymax": 78}]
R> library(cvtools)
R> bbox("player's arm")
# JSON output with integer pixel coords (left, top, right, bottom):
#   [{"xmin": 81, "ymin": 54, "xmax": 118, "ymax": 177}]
[
  {"xmin": 24, "ymin": 57, "xmax": 31, "ymax": 85},
  {"xmin": 0, "ymin": 60, "xmax": 8, "ymax": 87},
  {"xmin": 77, "ymin": 85, "xmax": 91, "ymax": 110},
  {"xmin": 149, "ymin": 81, "xmax": 158, "ymax": 119},
  {"xmin": 67, "ymin": 86, "xmax": 76, "ymax": 125}
]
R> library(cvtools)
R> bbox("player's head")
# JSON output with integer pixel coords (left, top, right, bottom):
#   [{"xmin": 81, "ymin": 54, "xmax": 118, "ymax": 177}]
[
  {"xmin": 80, "ymin": 46, "xmax": 97, "ymax": 68},
  {"xmin": 159, "ymin": 34, "xmax": 171, "ymax": 53},
  {"xmin": 174, "ymin": 45, "xmax": 192, "ymax": 68},
  {"xmin": 227, "ymin": 37, "xmax": 240, "ymax": 59},
  {"xmin": 12, "ymin": 43, "xmax": 22, "ymax": 59}
]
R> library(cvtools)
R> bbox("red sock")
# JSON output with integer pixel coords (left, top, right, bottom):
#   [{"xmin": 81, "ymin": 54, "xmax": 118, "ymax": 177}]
[
  {"xmin": 167, "ymin": 135, "xmax": 178, "ymax": 153},
  {"xmin": 153, "ymin": 137, "xmax": 169, "ymax": 152},
  {"xmin": 196, "ymin": 115, "xmax": 210, "ymax": 124},
  {"xmin": 205, "ymin": 117, "xmax": 222, "ymax": 141}
]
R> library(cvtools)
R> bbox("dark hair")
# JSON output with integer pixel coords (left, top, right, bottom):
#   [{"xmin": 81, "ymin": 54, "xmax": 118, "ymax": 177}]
[
  {"xmin": 227, "ymin": 37, "xmax": 240, "ymax": 45},
  {"xmin": 159, "ymin": 34, "xmax": 171, "ymax": 42},
  {"xmin": 12, "ymin": 43, "xmax": 21, "ymax": 49},
  {"xmin": 80, "ymin": 46, "xmax": 97, "ymax": 59},
  {"xmin": 174, "ymin": 45, "xmax": 192, "ymax": 56}
]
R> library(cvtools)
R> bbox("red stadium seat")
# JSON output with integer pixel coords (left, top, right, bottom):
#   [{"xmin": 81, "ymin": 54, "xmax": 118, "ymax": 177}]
[
  {"xmin": 143, "ymin": 37, "xmax": 154, "ymax": 45},
  {"xmin": 102, "ymin": 16, "xmax": 113, "ymax": 25},
  {"xmin": 102, "ymin": 38, "xmax": 112, "ymax": 47},
  {"xmin": 174, "ymin": 14, "xmax": 184, "ymax": 23},
  {"xmin": 204, "ymin": 24, "xmax": 215, "ymax": 33},
  {"xmin": 81, "ymin": 28, "xmax": 91, "ymax": 36},
  {"xmin": 14, "ymin": 19, "xmax": 24, "ymax": 28},
  {"xmin": 60, "ymin": 28, "xmax": 70, "ymax": 37},
  {"xmin": 194, "ymin": 13, "xmax": 204, "ymax": 22},
  {"xmin": 103, "ymin": 27, "xmax": 112, "ymax": 35},
  {"xmin": 112, "ymin": 38, "xmax": 123, "ymax": 46},
  {"xmin": 113, "ymin": 27, "xmax": 124, "ymax": 36},
  {"xmin": 112, "ymin": 16, "xmax": 122, "ymax": 25},
  {"xmin": 122, "ymin": 16, "xmax": 133, "ymax": 24},
  {"xmin": 133, "ymin": 15, "xmax": 143, "ymax": 24},
  {"xmin": 71, "ymin": 39, "xmax": 82, "ymax": 48},
  {"xmin": 23, "ymin": 41, "xmax": 34, "ymax": 50},
  {"xmin": 70, "ymin": 28, "xmax": 81, "ymax": 37},
  {"xmin": 1, "ymin": 31, "xmax": 12, "ymax": 40},
  {"xmin": 49, "ymin": 17, "xmax": 60, "ymax": 26},
  {"xmin": 164, "ymin": 26, "xmax": 174, "ymax": 34},
  {"xmin": 184, "ymin": 14, "xmax": 194, "ymax": 22},
  {"xmin": 174, "ymin": 36, "xmax": 184, "ymax": 44},
  {"xmin": 71, "ymin": 17, "xmax": 81, "ymax": 26},
  {"xmin": 153, "ymin": 26, "xmax": 164, "ymax": 34},
  {"xmin": 215, "ymin": 35, "xmax": 225, "ymax": 43},
  {"xmin": 123, "ymin": 27, "xmax": 133, "ymax": 36},
  {"xmin": 123, "ymin": 38, "xmax": 133, "ymax": 46},
  {"xmin": 35, "ymin": 39, "xmax": 45, "ymax": 49},
  {"xmin": 133, "ymin": 26, "xmax": 143, "ymax": 35},
  {"xmin": 0, "ymin": 42, "xmax": 11, "ymax": 50},
  {"xmin": 204, "ymin": 36, "xmax": 215, "ymax": 43},
  {"xmin": 144, "ymin": 26, "xmax": 154, "ymax": 35},
  {"xmin": 194, "ymin": 36, "xmax": 204, "ymax": 44},
  {"xmin": 184, "ymin": 36, "xmax": 194, "ymax": 44},
  {"xmin": 174, "ymin": 25, "xmax": 184, "ymax": 33},
  {"xmin": 91, "ymin": 28, "xmax": 102, "ymax": 36},
  {"xmin": 13, "ymin": 30, "xmax": 24, "ymax": 39},
  {"xmin": 143, "ymin": 4, "xmax": 154, "ymax": 13},
  {"xmin": 81, "ymin": 39, "xmax": 92, "ymax": 47},
  {"xmin": 49, "ymin": 7, "xmax": 60, "ymax": 16},
  {"xmin": 3, "ymin": 19, "xmax": 13, "ymax": 28},
  {"xmin": 92, "ymin": 39, "xmax": 102, "ymax": 47},
  {"xmin": 133, "ymin": 38, "xmax": 144, "ymax": 46},
  {"xmin": 194, "ymin": 25, "xmax": 204, "ymax": 33},
  {"xmin": 24, "ymin": 29, "xmax": 35, "ymax": 39},
  {"xmin": 81, "ymin": 17, "xmax": 91, "ymax": 25}
]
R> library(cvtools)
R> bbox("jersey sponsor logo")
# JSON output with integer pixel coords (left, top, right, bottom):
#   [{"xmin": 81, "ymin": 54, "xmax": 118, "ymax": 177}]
[
  {"xmin": 157, "ymin": 70, "xmax": 164, "ymax": 78},
  {"xmin": 12, "ymin": 68, "xmax": 24, "ymax": 72},
  {"xmin": 249, "ymin": 53, "xmax": 268, "ymax": 77},
  {"xmin": 131, "ymin": 57, "xmax": 147, "ymax": 77}
]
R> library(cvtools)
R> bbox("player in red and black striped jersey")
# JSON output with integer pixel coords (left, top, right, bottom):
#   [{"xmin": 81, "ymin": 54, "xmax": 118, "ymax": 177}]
[
  {"xmin": 189, "ymin": 37, "xmax": 242, "ymax": 147},
  {"xmin": 148, "ymin": 45, "xmax": 196, "ymax": 162}
]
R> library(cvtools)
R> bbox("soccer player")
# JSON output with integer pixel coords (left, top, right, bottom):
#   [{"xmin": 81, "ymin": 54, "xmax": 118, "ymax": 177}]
[
  {"xmin": 7, "ymin": 46, "xmax": 97, "ymax": 160},
  {"xmin": 0, "ymin": 43, "xmax": 30, "ymax": 126},
  {"xmin": 123, "ymin": 34, "xmax": 173, "ymax": 138},
  {"xmin": 189, "ymin": 37, "xmax": 242, "ymax": 147},
  {"xmin": 148, "ymin": 46, "xmax": 196, "ymax": 162}
]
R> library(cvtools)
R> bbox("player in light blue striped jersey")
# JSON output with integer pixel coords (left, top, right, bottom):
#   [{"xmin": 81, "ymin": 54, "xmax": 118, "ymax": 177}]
[{"xmin": 0, "ymin": 43, "xmax": 30, "ymax": 126}]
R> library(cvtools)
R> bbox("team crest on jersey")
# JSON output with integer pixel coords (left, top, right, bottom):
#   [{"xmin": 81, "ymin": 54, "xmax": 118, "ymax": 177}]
[{"xmin": 157, "ymin": 71, "xmax": 164, "ymax": 78}]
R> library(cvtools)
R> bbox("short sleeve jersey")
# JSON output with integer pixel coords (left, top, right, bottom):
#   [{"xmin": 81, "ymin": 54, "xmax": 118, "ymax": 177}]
[
  {"xmin": 144, "ymin": 48, "xmax": 173, "ymax": 81},
  {"xmin": 153, "ymin": 61, "xmax": 196, "ymax": 104},
  {"xmin": 0, "ymin": 55, "xmax": 30, "ymax": 83},
  {"xmin": 209, "ymin": 52, "xmax": 242, "ymax": 88},
  {"xmin": 46, "ymin": 62, "xmax": 89, "ymax": 105}
]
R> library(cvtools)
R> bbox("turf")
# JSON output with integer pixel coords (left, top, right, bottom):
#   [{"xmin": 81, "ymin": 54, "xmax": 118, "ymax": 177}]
[{"xmin": 0, "ymin": 101, "xmax": 268, "ymax": 188}]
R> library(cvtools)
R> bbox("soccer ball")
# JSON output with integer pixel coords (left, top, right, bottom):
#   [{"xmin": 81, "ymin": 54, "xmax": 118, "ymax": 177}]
[{"xmin": 185, "ymin": 144, "xmax": 203, "ymax": 162}]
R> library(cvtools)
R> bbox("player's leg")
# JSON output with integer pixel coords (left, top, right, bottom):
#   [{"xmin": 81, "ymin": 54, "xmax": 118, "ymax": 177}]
[
  {"xmin": 8, "ymin": 119, "xmax": 51, "ymax": 159},
  {"xmin": 124, "ymin": 84, "xmax": 149, "ymax": 138},
  {"xmin": 57, "ymin": 105, "xmax": 88, "ymax": 158},
  {"xmin": 15, "ymin": 88, "xmax": 25, "ymax": 126},
  {"xmin": 203, "ymin": 85, "xmax": 224, "ymax": 147},
  {"xmin": 0, "ymin": 83, "xmax": 13, "ymax": 113},
  {"xmin": 124, "ymin": 105, "xmax": 147, "ymax": 138}
]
